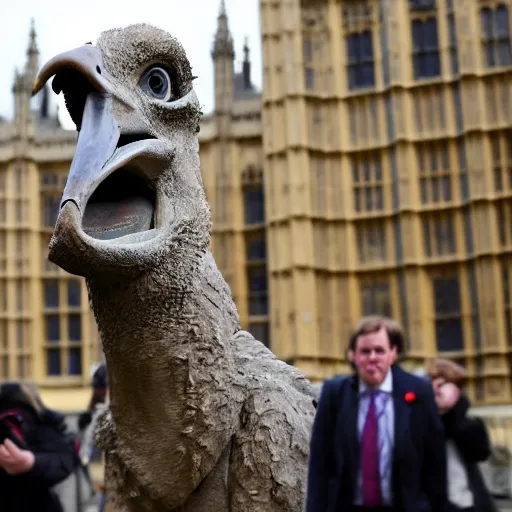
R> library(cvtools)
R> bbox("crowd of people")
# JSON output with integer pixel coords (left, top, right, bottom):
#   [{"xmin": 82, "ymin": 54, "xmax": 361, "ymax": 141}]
[{"xmin": 0, "ymin": 315, "xmax": 498, "ymax": 512}]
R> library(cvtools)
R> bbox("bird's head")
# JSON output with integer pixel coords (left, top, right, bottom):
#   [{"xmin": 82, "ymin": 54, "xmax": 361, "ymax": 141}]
[{"xmin": 33, "ymin": 24, "xmax": 209, "ymax": 278}]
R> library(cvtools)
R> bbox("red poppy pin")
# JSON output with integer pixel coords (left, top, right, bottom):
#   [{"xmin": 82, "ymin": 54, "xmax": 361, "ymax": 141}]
[{"xmin": 404, "ymin": 391, "xmax": 416, "ymax": 403}]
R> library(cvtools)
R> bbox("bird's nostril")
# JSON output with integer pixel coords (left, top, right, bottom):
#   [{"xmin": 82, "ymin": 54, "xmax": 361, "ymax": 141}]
[{"xmin": 96, "ymin": 66, "xmax": 101, "ymax": 74}]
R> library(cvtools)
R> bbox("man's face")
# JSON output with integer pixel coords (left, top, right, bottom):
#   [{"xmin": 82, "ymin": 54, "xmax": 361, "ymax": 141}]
[{"xmin": 350, "ymin": 327, "xmax": 397, "ymax": 388}]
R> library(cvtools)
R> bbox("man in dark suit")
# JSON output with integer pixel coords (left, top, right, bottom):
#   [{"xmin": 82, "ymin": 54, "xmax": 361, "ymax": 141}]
[{"xmin": 306, "ymin": 316, "xmax": 449, "ymax": 512}]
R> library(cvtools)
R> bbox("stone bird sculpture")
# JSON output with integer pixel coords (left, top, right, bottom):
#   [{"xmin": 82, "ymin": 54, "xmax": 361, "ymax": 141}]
[{"xmin": 33, "ymin": 24, "xmax": 317, "ymax": 512}]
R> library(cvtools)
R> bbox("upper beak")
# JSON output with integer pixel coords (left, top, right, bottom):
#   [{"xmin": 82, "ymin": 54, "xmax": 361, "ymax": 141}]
[
  {"xmin": 32, "ymin": 44, "xmax": 120, "ymax": 216},
  {"xmin": 32, "ymin": 44, "xmax": 113, "ymax": 97}
]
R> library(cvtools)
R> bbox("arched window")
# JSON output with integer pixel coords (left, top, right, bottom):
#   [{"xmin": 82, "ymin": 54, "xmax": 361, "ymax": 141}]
[
  {"xmin": 433, "ymin": 274, "xmax": 464, "ymax": 352},
  {"xmin": 361, "ymin": 281, "xmax": 392, "ymax": 318},
  {"xmin": 481, "ymin": 4, "xmax": 512, "ymax": 67},
  {"xmin": 411, "ymin": 17, "xmax": 441, "ymax": 79},
  {"xmin": 346, "ymin": 31, "xmax": 375, "ymax": 90},
  {"xmin": 244, "ymin": 186, "xmax": 265, "ymax": 225}
]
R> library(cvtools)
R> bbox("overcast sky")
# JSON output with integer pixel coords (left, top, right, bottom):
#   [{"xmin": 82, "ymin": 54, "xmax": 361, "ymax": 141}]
[{"xmin": 0, "ymin": 0, "xmax": 261, "ymax": 129}]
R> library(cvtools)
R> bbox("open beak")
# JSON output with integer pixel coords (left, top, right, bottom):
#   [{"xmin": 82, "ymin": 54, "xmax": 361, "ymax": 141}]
[{"xmin": 32, "ymin": 45, "xmax": 169, "ymax": 276}]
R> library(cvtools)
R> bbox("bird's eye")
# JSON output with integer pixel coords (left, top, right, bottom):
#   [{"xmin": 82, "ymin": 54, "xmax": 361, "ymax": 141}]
[{"xmin": 140, "ymin": 66, "xmax": 173, "ymax": 101}]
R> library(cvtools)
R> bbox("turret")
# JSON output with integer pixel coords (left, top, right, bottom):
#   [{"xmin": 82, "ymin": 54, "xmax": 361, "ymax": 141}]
[
  {"xmin": 211, "ymin": 0, "xmax": 234, "ymax": 114},
  {"xmin": 25, "ymin": 19, "xmax": 39, "ymax": 86},
  {"xmin": 12, "ymin": 19, "xmax": 40, "ymax": 136},
  {"xmin": 242, "ymin": 37, "xmax": 252, "ymax": 90}
]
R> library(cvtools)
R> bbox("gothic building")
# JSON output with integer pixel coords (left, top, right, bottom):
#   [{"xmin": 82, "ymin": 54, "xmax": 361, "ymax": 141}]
[{"xmin": 260, "ymin": 0, "xmax": 512, "ymax": 407}]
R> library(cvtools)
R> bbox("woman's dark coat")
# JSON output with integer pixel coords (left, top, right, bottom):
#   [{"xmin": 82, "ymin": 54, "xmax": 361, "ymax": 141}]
[
  {"xmin": 443, "ymin": 394, "xmax": 498, "ymax": 512},
  {"xmin": 0, "ymin": 383, "xmax": 79, "ymax": 512}
]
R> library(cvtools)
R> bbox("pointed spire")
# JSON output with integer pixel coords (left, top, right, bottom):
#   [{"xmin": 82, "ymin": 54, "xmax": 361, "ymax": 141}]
[
  {"xmin": 212, "ymin": 0, "xmax": 234, "ymax": 60},
  {"xmin": 28, "ymin": 18, "xmax": 38, "ymax": 56},
  {"xmin": 24, "ymin": 18, "xmax": 39, "ymax": 89},
  {"xmin": 243, "ymin": 37, "xmax": 250, "ymax": 62},
  {"xmin": 242, "ymin": 37, "xmax": 252, "ymax": 90}
]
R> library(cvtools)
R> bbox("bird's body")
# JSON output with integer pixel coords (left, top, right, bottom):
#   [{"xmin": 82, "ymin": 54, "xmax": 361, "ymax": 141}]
[{"xmin": 33, "ymin": 24, "xmax": 316, "ymax": 511}]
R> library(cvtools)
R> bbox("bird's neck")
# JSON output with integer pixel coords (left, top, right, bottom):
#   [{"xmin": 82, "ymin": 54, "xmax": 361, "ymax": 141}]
[{"xmin": 88, "ymin": 250, "xmax": 242, "ymax": 507}]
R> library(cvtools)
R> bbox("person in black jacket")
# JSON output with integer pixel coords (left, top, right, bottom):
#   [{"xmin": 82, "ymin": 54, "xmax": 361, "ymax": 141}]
[
  {"xmin": 428, "ymin": 359, "xmax": 497, "ymax": 512},
  {"xmin": 77, "ymin": 363, "xmax": 109, "ymax": 509},
  {"xmin": 0, "ymin": 381, "xmax": 79, "ymax": 512}
]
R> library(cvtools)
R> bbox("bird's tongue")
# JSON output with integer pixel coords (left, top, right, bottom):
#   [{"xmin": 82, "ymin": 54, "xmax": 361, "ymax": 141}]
[{"xmin": 82, "ymin": 172, "xmax": 155, "ymax": 241}]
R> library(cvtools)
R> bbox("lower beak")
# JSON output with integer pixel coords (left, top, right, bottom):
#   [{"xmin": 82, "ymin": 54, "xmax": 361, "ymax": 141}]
[{"xmin": 32, "ymin": 45, "xmax": 121, "ymax": 214}]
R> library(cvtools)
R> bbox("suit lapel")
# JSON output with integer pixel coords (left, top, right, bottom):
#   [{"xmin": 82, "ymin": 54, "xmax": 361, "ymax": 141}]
[
  {"xmin": 334, "ymin": 374, "xmax": 360, "ymax": 496},
  {"xmin": 392, "ymin": 367, "xmax": 411, "ymax": 461},
  {"xmin": 346, "ymin": 376, "xmax": 360, "ymax": 466}
]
